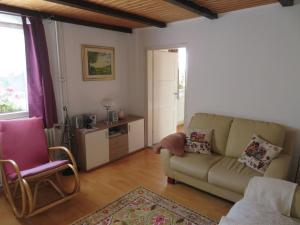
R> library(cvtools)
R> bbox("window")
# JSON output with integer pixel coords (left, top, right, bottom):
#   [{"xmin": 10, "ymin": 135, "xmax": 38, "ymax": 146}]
[{"xmin": 0, "ymin": 14, "xmax": 28, "ymax": 119}]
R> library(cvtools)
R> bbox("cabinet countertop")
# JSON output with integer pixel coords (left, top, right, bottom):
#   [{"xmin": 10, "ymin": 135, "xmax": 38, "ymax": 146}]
[{"xmin": 76, "ymin": 115, "xmax": 143, "ymax": 134}]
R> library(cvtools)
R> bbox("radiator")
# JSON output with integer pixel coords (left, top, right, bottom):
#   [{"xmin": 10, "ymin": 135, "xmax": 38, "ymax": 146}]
[
  {"xmin": 44, "ymin": 128, "xmax": 57, "ymax": 147},
  {"xmin": 45, "ymin": 127, "xmax": 65, "ymax": 160}
]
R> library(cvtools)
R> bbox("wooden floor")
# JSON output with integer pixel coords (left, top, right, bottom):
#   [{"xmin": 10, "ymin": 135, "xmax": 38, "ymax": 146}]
[{"xmin": 0, "ymin": 149, "xmax": 232, "ymax": 225}]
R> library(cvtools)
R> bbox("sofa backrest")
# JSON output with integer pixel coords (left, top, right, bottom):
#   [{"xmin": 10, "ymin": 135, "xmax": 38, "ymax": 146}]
[
  {"xmin": 188, "ymin": 113, "xmax": 233, "ymax": 155},
  {"xmin": 282, "ymin": 129, "xmax": 295, "ymax": 155},
  {"xmin": 189, "ymin": 113, "xmax": 293, "ymax": 157},
  {"xmin": 225, "ymin": 117, "xmax": 286, "ymax": 158}
]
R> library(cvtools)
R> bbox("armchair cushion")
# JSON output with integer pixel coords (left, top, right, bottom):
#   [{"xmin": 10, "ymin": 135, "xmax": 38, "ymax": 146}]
[
  {"xmin": 0, "ymin": 117, "xmax": 49, "ymax": 177},
  {"xmin": 8, "ymin": 160, "xmax": 68, "ymax": 180}
]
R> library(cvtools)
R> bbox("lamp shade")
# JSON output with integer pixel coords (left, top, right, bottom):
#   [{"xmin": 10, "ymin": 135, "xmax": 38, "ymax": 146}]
[{"xmin": 101, "ymin": 98, "xmax": 114, "ymax": 109}]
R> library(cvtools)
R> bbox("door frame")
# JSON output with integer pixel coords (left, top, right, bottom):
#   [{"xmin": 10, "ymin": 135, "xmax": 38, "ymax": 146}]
[{"xmin": 145, "ymin": 44, "xmax": 188, "ymax": 146}]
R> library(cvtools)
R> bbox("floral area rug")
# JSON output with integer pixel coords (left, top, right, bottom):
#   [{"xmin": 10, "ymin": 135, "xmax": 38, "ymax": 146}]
[{"xmin": 71, "ymin": 187, "xmax": 216, "ymax": 225}]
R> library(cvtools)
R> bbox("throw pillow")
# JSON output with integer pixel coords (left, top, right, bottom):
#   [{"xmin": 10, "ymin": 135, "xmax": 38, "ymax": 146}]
[
  {"xmin": 238, "ymin": 134, "xmax": 282, "ymax": 173},
  {"xmin": 185, "ymin": 129, "xmax": 213, "ymax": 154}
]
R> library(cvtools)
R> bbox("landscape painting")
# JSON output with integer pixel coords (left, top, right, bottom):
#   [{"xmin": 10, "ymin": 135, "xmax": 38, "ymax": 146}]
[{"xmin": 82, "ymin": 45, "xmax": 115, "ymax": 81}]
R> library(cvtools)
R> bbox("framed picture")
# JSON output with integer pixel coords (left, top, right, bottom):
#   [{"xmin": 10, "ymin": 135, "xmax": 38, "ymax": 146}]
[{"xmin": 81, "ymin": 45, "xmax": 115, "ymax": 81}]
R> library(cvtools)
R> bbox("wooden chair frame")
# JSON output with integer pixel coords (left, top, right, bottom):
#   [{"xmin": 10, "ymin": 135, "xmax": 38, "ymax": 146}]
[{"xmin": 0, "ymin": 146, "xmax": 80, "ymax": 218}]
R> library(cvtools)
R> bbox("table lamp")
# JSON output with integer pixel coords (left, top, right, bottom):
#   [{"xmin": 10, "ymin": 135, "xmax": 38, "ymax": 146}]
[{"xmin": 101, "ymin": 98, "xmax": 114, "ymax": 123}]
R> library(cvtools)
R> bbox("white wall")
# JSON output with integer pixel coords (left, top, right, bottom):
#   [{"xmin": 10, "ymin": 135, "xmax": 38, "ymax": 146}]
[
  {"xmin": 43, "ymin": 2, "xmax": 300, "ymax": 178},
  {"xmin": 44, "ymin": 21, "xmax": 132, "ymax": 121},
  {"xmin": 129, "ymin": 2, "xmax": 300, "ymax": 178}
]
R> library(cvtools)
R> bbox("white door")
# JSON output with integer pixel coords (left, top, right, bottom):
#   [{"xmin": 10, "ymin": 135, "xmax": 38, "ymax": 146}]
[
  {"xmin": 85, "ymin": 129, "xmax": 109, "ymax": 170},
  {"xmin": 153, "ymin": 51, "xmax": 178, "ymax": 144},
  {"xmin": 128, "ymin": 119, "xmax": 145, "ymax": 153}
]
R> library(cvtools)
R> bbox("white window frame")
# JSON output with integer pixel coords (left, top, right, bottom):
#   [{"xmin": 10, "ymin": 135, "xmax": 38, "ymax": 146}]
[
  {"xmin": 0, "ymin": 17, "xmax": 29, "ymax": 120},
  {"xmin": 0, "ymin": 111, "xmax": 28, "ymax": 120}
]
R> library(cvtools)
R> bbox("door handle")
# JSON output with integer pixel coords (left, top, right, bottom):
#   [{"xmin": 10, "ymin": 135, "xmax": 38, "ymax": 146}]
[{"xmin": 173, "ymin": 92, "xmax": 179, "ymax": 99}]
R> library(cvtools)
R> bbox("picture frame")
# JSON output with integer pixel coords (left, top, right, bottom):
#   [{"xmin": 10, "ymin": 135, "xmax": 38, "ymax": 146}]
[{"xmin": 81, "ymin": 45, "xmax": 115, "ymax": 81}]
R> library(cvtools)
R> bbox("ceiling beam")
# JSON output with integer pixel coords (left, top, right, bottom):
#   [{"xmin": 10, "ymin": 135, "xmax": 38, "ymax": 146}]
[
  {"xmin": 279, "ymin": 0, "xmax": 294, "ymax": 6},
  {"xmin": 165, "ymin": 0, "xmax": 218, "ymax": 19},
  {"xmin": 0, "ymin": 4, "xmax": 132, "ymax": 33},
  {"xmin": 46, "ymin": 0, "xmax": 166, "ymax": 28}
]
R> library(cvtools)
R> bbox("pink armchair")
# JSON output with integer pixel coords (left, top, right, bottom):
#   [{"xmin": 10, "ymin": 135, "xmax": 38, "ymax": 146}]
[{"xmin": 0, "ymin": 117, "xmax": 80, "ymax": 218}]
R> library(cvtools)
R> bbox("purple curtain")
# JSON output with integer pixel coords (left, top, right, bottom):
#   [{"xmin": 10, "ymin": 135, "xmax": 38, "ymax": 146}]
[{"xmin": 22, "ymin": 16, "xmax": 58, "ymax": 128}]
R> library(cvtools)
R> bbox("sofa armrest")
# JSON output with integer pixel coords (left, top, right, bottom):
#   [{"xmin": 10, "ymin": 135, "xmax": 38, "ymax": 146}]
[
  {"xmin": 160, "ymin": 148, "xmax": 175, "ymax": 178},
  {"xmin": 291, "ymin": 186, "xmax": 300, "ymax": 219},
  {"xmin": 264, "ymin": 154, "xmax": 291, "ymax": 179}
]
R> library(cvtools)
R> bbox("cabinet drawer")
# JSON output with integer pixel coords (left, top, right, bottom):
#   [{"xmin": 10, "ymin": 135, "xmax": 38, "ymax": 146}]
[{"xmin": 109, "ymin": 134, "xmax": 128, "ymax": 161}]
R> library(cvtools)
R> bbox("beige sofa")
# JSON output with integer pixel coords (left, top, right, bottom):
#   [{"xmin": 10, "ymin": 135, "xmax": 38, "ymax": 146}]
[{"xmin": 160, "ymin": 113, "xmax": 294, "ymax": 202}]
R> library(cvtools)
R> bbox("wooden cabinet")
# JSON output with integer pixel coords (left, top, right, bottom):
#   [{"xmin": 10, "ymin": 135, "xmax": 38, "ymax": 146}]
[
  {"xmin": 85, "ymin": 129, "xmax": 109, "ymax": 170},
  {"xmin": 128, "ymin": 119, "xmax": 145, "ymax": 153},
  {"xmin": 109, "ymin": 134, "xmax": 128, "ymax": 161},
  {"xmin": 76, "ymin": 115, "xmax": 144, "ymax": 171},
  {"xmin": 78, "ymin": 129, "xmax": 109, "ymax": 171}
]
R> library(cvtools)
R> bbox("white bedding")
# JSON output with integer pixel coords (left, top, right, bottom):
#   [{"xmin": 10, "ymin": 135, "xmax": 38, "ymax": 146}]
[
  {"xmin": 244, "ymin": 176, "xmax": 297, "ymax": 216},
  {"xmin": 220, "ymin": 200, "xmax": 299, "ymax": 225},
  {"xmin": 219, "ymin": 177, "xmax": 299, "ymax": 225}
]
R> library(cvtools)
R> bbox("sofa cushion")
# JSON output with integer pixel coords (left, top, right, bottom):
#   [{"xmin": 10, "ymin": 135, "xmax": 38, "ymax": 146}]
[
  {"xmin": 225, "ymin": 118, "xmax": 286, "ymax": 158},
  {"xmin": 170, "ymin": 152, "xmax": 222, "ymax": 181},
  {"xmin": 238, "ymin": 134, "xmax": 282, "ymax": 173},
  {"xmin": 189, "ymin": 113, "xmax": 233, "ymax": 155},
  {"xmin": 208, "ymin": 157, "xmax": 262, "ymax": 194},
  {"xmin": 185, "ymin": 129, "xmax": 213, "ymax": 154}
]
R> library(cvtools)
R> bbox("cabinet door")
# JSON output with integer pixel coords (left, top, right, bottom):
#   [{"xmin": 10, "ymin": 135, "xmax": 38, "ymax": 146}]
[
  {"xmin": 85, "ymin": 129, "xmax": 109, "ymax": 170},
  {"xmin": 128, "ymin": 119, "xmax": 145, "ymax": 153}
]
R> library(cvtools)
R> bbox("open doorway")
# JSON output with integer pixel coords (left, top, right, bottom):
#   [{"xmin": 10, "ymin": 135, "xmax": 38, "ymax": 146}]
[{"xmin": 147, "ymin": 47, "xmax": 187, "ymax": 146}]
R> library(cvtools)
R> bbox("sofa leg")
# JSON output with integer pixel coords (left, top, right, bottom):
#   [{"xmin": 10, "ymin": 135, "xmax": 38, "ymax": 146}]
[{"xmin": 167, "ymin": 177, "xmax": 176, "ymax": 184}]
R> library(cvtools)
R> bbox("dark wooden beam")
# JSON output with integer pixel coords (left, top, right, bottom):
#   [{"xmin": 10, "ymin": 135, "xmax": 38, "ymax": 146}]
[
  {"xmin": 0, "ymin": 4, "xmax": 132, "ymax": 33},
  {"xmin": 165, "ymin": 0, "xmax": 218, "ymax": 19},
  {"xmin": 279, "ymin": 0, "xmax": 294, "ymax": 6},
  {"xmin": 46, "ymin": 0, "xmax": 166, "ymax": 28}
]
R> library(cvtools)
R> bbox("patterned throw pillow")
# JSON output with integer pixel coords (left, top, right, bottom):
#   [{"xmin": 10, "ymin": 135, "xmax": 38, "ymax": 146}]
[
  {"xmin": 238, "ymin": 134, "xmax": 282, "ymax": 174},
  {"xmin": 185, "ymin": 129, "xmax": 213, "ymax": 154}
]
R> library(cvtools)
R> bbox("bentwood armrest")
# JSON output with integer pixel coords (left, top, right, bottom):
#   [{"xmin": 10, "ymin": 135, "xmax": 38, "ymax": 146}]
[
  {"xmin": 0, "ymin": 159, "xmax": 27, "ymax": 218},
  {"xmin": 48, "ymin": 146, "xmax": 77, "ymax": 170},
  {"xmin": 0, "ymin": 159, "xmax": 22, "ymax": 180}
]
